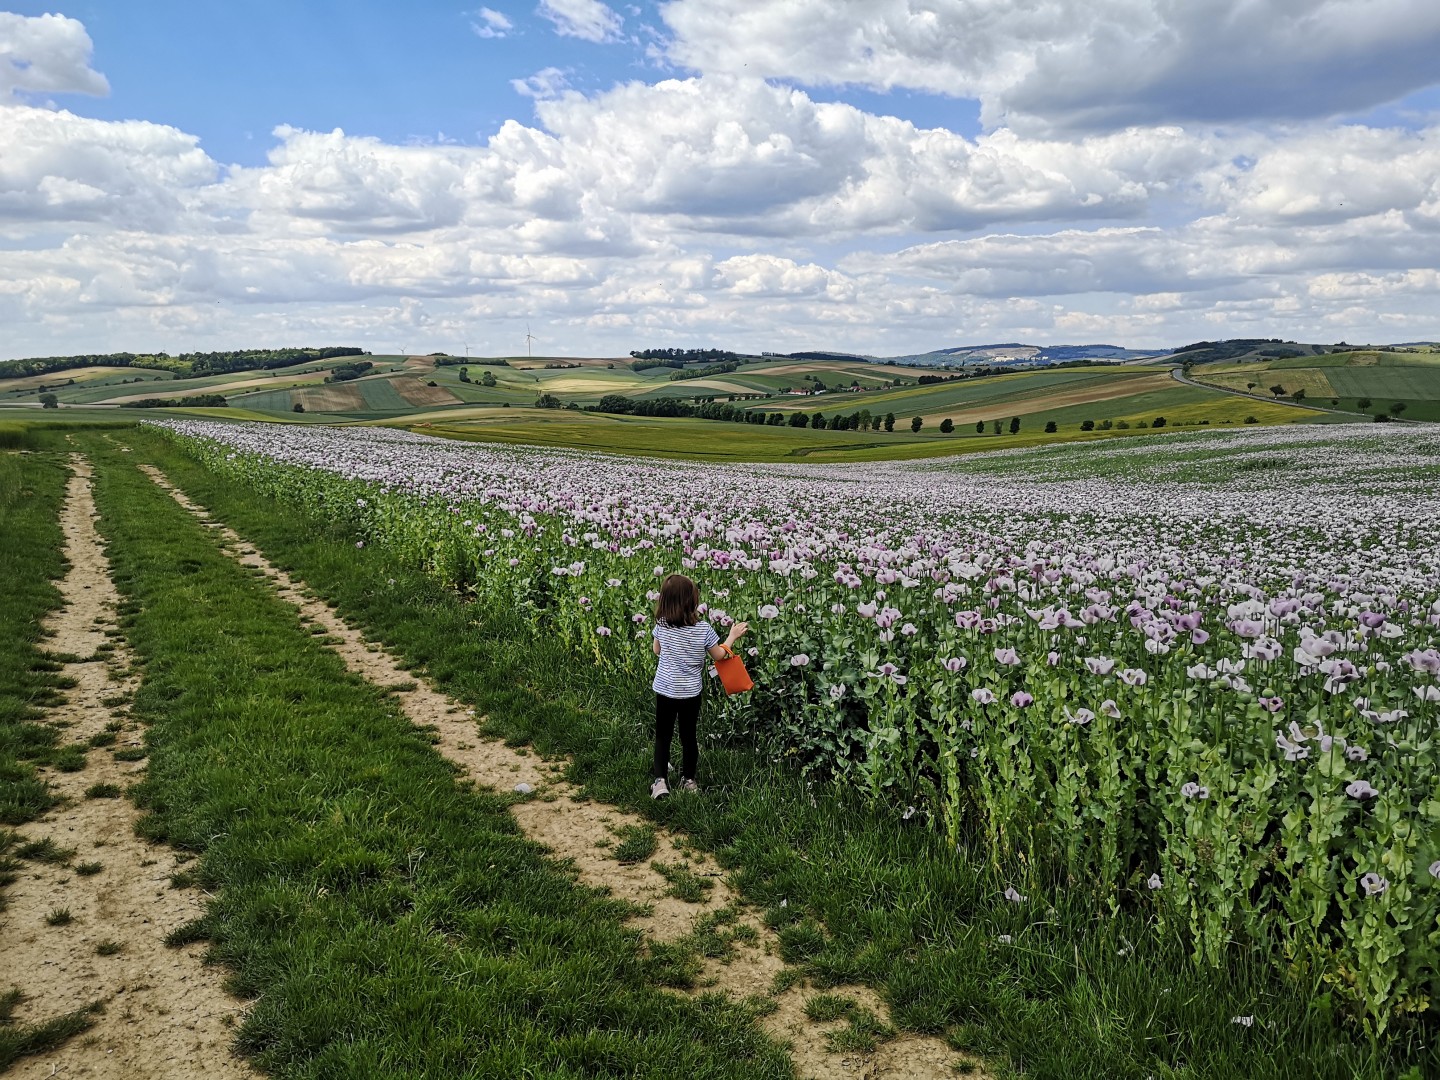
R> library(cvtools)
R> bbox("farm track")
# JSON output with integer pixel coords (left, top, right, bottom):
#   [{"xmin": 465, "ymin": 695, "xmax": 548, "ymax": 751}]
[
  {"xmin": 1, "ymin": 455, "xmax": 255, "ymax": 1079},
  {"xmin": 137, "ymin": 462, "xmax": 983, "ymax": 1080}
]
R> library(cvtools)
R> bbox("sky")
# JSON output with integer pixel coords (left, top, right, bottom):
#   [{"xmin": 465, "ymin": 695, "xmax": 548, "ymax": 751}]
[{"xmin": 2, "ymin": 1, "xmax": 1440, "ymax": 360}]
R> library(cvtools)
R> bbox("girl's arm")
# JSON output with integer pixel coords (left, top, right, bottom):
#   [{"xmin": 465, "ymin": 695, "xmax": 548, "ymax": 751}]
[
  {"xmin": 652, "ymin": 637, "xmax": 662, "ymax": 656},
  {"xmin": 708, "ymin": 620, "xmax": 748, "ymax": 660}
]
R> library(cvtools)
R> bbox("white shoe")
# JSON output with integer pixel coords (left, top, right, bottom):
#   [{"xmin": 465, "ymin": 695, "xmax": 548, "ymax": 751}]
[
  {"xmin": 680, "ymin": 779, "xmax": 699, "ymax": 793},
  {"xmin": 650, "ymin": 778, "xmax": 670, "ymax": 800}
]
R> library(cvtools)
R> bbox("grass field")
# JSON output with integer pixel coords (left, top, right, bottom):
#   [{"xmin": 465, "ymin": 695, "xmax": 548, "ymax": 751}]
[{"xmin": 74, "ymin": 443, "xmax": 791, "ymax": 1077}]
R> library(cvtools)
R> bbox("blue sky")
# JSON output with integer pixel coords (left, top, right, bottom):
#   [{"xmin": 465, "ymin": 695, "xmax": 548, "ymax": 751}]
[
  {"xmin": 6, "ymin": 0, "xmax": 987, "ymax": 166},
  {"xmin": 2, "ymin": 2, "xmax": 1440, "ymax": 358}
]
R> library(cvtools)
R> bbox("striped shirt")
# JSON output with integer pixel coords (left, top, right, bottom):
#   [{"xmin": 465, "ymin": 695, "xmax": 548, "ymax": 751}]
[{"xmin": 652, "ymin": 619, "xmax": 720, "ymax": 698}]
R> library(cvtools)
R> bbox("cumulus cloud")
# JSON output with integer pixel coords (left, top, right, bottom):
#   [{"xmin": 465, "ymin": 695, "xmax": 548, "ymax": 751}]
[
  {"xmin": 470, "ymin": 7, "xmax": 514, "ymax": 38},
  {"xmin": 0, "ymin": 12, "xmax": 109, "ymax": 102},
  {"xmin": 0, "ymin": 106, "xmax": 216, "ymax": 229},
  {"xmin": 538, "ymin": 0, "xmax": 623, "ymax": 43},
  {"xmin": 658, "ymin": 0, "xmax": 1440, "ymax": 132}
]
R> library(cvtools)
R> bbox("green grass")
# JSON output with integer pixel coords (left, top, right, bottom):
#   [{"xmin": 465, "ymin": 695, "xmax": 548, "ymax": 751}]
[
  {"xmin": 612, "ymin": 824, "xmax": 659, "ymax": 864},
  {"xmin": 121, "ymin": 427, "xmax": 1438, "ymax": 1080},
  {"xmin": 82, "ymin": 442, "xmax": 791, "ymax": 1078},
  {"xmin": 0, "ymin": 446, "xmax": 71, "ymax": 825},
  {"xmin": 0, "ymin": 988, "xmax": 99, "ymax": 1071}
]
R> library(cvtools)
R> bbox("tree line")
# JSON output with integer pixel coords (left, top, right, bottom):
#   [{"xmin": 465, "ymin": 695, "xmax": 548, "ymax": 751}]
[{"xmin": 0, "ymin": 346, "xmax": 366, "ymax": 381}]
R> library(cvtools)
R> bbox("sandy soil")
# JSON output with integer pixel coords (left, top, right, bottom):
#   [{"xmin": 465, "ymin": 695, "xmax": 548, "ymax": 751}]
[
  {"xmin": 294, "ymin": 384, "xmax": 366, "ymax": 412},
  {"xmin": 390, "ymin": 377, "xmax": 461, "ymax": 408},
  {"xmin": 140, "ymin": 465, "xmax": 986, "ymax": 1080},
  {"xmin": 1, "ymin": 456, "xmax": 255, "ymax": 1078}
]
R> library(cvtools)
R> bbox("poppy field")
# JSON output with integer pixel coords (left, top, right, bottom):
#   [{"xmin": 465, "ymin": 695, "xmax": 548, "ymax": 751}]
[{"xmin": 153, "ymin": 418, "xmax": 1440, "ymax": 1034}]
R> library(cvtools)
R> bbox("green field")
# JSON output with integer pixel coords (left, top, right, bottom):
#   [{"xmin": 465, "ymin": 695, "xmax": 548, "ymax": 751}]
[
  {"xmin": 1191, "ymin": 350, "xmax": 1440, "ymax": 421},
  {"xmin": 5, "ymin": 349, "xmax": 1406, "ymax": 460}
]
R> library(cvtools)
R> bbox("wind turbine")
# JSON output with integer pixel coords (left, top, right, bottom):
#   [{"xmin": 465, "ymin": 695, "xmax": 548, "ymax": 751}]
[{"xmin": 525, "ymin": 324, "xmax": 537, "ymax": 359}]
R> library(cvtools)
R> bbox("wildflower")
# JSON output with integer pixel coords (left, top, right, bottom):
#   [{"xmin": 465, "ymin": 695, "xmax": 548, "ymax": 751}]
[
  {"xmin": 1186, "ymin": 663, "xmax": 1216, "ymax": 680},
  {"xmin": 355, "ymin": 541, "xmax": 365, "ymax": 549},
  {"xmin": 1118, "ymin": 668, "xmax": 1148, "ymax": 686},
  {"xmin": 1100, "ymin": 699, "xmax": 1122, "ymax": 719},
  {"xmin": 1146, "ymin": 873, "xmax": 1162, "ymax": 890},
  {"xmin": 1360, "ymin": 872, "xmax": 1389, "ymax": 897},
  {"xmin": 596, "ymin": 626, "xmax": 612, "ymax": 637},
  {"xmin": 790, "ymin": 654, "xmax": 810, "ymax": 667},
  {"xmin": 1345, "ymin": 780, "xmax": 1378, "ymax": 800},
  {"xmin": 1003, "ymin": 886, "xmax": 1027, "ymax": 903},
  {"xmin": 1047, "ymin": 650, "xmax": 1061, "ymax": 666},
  {"xmin": 1345, "ymin": 745, "xmax": 1368, "ymax": 762},
  {"xmin": 994, "ymin": 647, "xmax": 1021, "ymax": 666},
  {"xmin": 1010, "ymin": 691, "xmax": 1034, "ymax": 708},
  {"xmin": 858, "ymin": 601, "xmax": 878, "ymax": 618},
  {"xmin": 971, "ymin": 688, "xmax": 996, "ymax": 705},
  {"xmin": 997, "ymin": 934, "xmax": 1013, "ymax": 944},
  {"xmin": 901, "ymin": 622, "xmax": 919, "ymax": 636},
  {"xmin": 1415, "ymin": 685, "xmax": 1440, "ymax": 703},
  {"xmin": 901, "ymin": 805, "xmax": 916, "ymax": 821},
  {"xmin": 758, "ymin": 604, "xmax": 780, "ymax": 619},
  {"xmin": 1258, "ymin": 696, "xmax": 1284, "ymax": 713},
  {"xmin": 1064, "ymin": 706, "xmax": 1094, "ymax": 725},
  {"xmin": 941, "ymin": 656, "xmax": 967, "ymax": 674},
  {"xmin": 1429, "ymin": 861, "xmax": 1440, "ymax": 879},
  {"xmin": 829, "ymin": 684, "xmax": 847, "ymax": 700},
  {"xmin": 1191, "ymin": 628, "xmax": 1211, "ymax": 645},
  {"xmin": 1276, "ymin": 731, "xmax": 1309, "ymax": 761},
  {"xmin": 1231, "ymin": 1016, "xmax": 1254, "ymax": 1028},
  {"xmin": 1085, "ymin": 656, "xmax": 1116, "ymax": 676},
  {"xmin": 1180, "ymin": 782, "xmax": 1210, "ymax": 799}
]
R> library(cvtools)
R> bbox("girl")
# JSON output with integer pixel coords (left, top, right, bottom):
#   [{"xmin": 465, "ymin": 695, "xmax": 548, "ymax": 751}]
[{"xmin": 649, "ymin": 573, "xmax": 748, "ymax": 799}]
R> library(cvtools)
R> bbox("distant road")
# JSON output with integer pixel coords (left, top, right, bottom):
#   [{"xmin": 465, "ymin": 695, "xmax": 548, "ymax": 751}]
[{"xmin": 1167, "ymin": 366, "xmax": 1362, "ymax": 419}]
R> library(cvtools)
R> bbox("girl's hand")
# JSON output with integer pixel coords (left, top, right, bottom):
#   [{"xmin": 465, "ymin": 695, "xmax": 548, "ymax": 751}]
[{"xmin": 728, "ymin": 620, "xmax": 749, "ymax": 642}]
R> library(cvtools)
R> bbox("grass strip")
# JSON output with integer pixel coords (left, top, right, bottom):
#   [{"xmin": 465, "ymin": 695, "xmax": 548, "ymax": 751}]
[
  {"xmin": 0, "ymin": 447, "xmax": 71, "ymax": 827},
  {"xmin": 122, "ymin": 427, "xmax": 1437, "ymax": 1080},
  {"xmin": 85, "ymin": 446, "xmax": 790, "ymax": 1079}
]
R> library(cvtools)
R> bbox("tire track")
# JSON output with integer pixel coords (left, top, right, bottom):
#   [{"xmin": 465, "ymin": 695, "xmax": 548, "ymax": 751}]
[
  {"xmin": 0, "ymin": 455, "xmax": 255, "ymax": 1079},
  {"xmin": 137, "ymin": 462, "xmax": 984, "ymax": 1080}
]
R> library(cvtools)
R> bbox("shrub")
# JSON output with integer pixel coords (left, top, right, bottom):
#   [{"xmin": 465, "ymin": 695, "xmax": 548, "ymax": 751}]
[
  {"xmin": 1153, "ymin": 416, "xmax": 1166, "ymax": 428},
  {"xmin": 1080, "ymin": 419, "xmax": 1095, "ymax": 431},
  {"xmin": 910, "ymin": 416, "xmax": 922, "ymax": 433},
  {"xmin": 939, "ymin": 418, "xmax": 954, "ymax": 434},
  {"xmin": 1044, "ymin": 421, "xmax": 1057, "ymax": 433}
]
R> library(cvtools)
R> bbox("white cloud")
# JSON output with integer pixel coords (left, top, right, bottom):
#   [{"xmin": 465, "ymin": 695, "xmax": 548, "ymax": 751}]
[
  {"xmin": 511, "ymin": 67, "xmax": 570, "ymax": 99},
  {"xmin": 0, "ymin": 106, "xmax": 216, "ymax": 229},
  {"xmin": 0, "ymin": 12, "xmax": 109, "ymax": 102},
  {"xmin": 470, "ymin": 7, "xmax": 514, "ymax": 38},
  {"xmin": 538, "ymin": 0, "xmax": 623, "ymax": 43},
  {"xmin": 2, "ymin": 12, "xmax": 1440, "ymax": 359},
  {"xmin": 658, "ymin": 0, "xmax": 1440, "ymax": 132}
]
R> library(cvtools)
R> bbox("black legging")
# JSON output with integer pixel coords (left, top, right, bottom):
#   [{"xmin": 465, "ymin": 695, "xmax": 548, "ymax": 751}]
[{"xmin": 654, "ymin": 692, "xmax": 701, "ymax": 781}]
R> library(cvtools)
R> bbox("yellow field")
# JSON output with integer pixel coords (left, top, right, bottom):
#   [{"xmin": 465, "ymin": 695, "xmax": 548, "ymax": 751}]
[
  {"xmin": 2, "ymin": 366, "xmax": 160, "ymax": 393},
  {"xmin": 1201, "ymin": 369, "xmax": 1337, "ymax": 399}
]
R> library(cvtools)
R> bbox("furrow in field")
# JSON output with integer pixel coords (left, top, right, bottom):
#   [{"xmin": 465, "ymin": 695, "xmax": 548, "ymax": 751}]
[
  {"xmin": 138, "ymin": 463, "xmax": 982, "ymax": 1080},
  {"xmin": 0, "ymin": 455, "xmax": 255, "ymax": 1079}
]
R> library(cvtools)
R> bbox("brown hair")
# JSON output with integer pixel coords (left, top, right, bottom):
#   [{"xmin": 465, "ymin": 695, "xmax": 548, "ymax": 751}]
[{"xmin": 655, "ymin": 573, "xmax": 700, "ymax": 627}]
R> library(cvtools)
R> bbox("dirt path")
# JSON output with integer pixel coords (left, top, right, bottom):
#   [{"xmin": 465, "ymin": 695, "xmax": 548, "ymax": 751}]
[
  {"xmin": 1, "ymin": 456, "xmax": 255, "ymax": 1078},
  {"xmin": 138, "ymin": 463, "xmax": 983, "ymax": 1080}
]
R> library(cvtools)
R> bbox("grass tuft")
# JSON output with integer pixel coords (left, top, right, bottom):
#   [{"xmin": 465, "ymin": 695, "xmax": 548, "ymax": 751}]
[
  {"xmin": 611, "ymin": 823, "xmax": 658, "ymax": 864},
  {"xmin": 45, "ymin": 907, "xmax": 73, "ymax": 926},
  {"xmin": 84, "ymin": 782, "xmax": 122, "ymax": 799}
]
